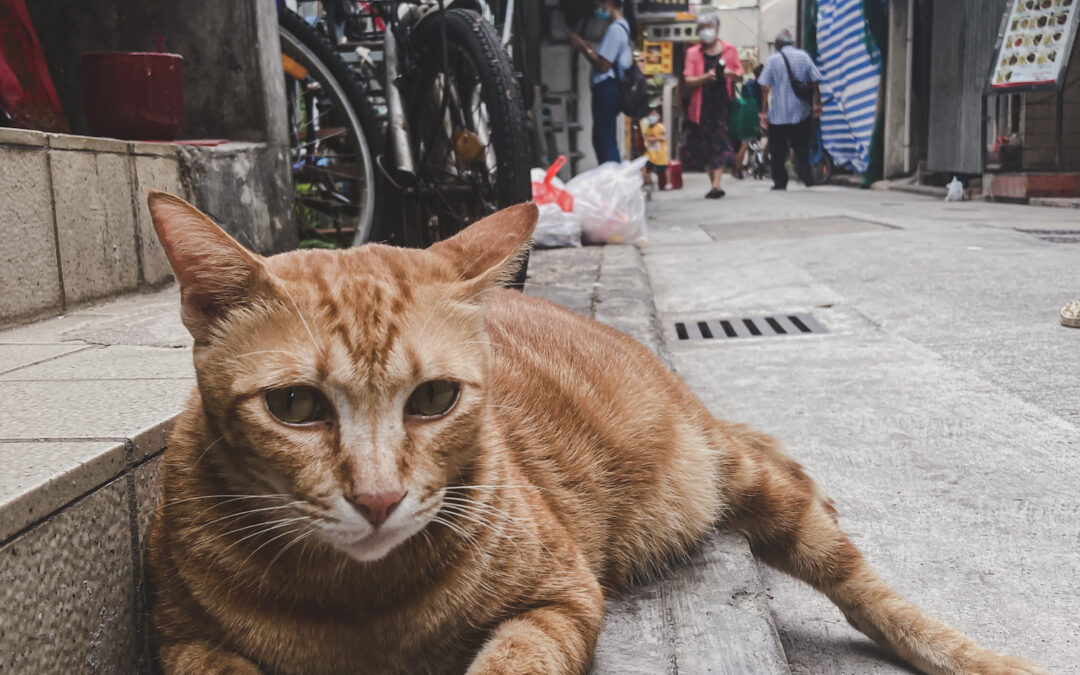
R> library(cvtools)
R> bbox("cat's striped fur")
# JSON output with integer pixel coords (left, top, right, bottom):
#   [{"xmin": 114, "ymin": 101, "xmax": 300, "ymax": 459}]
[{"xmin": 145, "ymin": 192, "xmax": 1044, "ymax": 675}]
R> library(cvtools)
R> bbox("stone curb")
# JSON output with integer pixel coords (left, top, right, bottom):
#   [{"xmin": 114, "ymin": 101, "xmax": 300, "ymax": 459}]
[{"xmin": 527, "ymin": 245, "xmax": 790, "ymax": 674}]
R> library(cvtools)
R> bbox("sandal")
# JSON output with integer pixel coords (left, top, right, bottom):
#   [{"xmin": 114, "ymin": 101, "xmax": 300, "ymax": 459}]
[{"xmin": 1062, "ymin": 300, "xmax": 1080, "ymax": 328}]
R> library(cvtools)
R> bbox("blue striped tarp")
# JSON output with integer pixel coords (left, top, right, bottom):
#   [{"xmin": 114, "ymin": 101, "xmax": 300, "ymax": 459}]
[{"xmin": 814, "ymin": 0, "xmax": 882, "ymax": 174}]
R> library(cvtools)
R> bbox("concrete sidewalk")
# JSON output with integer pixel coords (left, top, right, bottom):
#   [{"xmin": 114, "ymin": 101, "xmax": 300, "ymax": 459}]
[{"xmin": 641, "ymin": 173, "xmax": 1079, "ymax": 673}]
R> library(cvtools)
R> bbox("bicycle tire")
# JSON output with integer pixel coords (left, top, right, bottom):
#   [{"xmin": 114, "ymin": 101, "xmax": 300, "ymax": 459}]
[
  {"xmin": 810, "ymin": 151, "xmax": 833, "ymax": 186},
  {"xmin": 279, "ymin": 8, "xmax": 384, "ymax": 246},
  {"xmin": 408, "ymin": 9, "xmax": 532, "ymax": 285}
]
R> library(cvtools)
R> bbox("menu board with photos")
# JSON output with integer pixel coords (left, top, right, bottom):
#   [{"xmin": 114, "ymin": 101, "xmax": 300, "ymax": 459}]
[{"xmin": 990, "ymin": 0, "xmax": 1079, "ymax": 90}]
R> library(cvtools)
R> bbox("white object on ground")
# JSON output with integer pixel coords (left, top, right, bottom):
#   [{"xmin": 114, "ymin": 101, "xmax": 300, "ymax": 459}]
[
  {"xmin": 533, "ymin": 203, "xmax": 583, "ymax": 249},
  {"xmin": 945, "ymin": 176, "xmax": 964, "ymax": 202},
  {"xmin": 1061, "ymin": 300, "xmax": 1080, "ymax": 328},
  {"xmin": 565, "ymin": 157, "xmax": 649, "ymax": 245}
]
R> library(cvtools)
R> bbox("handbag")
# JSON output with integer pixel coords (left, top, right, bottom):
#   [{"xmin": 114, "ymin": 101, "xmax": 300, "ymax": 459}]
[
  {"xmin": 728, "ymin": 85, "xmax": 761, "ymax": 142},
  {"xmin": 779, "ymin": 48, "xmax": 815, "ymax": 102}
]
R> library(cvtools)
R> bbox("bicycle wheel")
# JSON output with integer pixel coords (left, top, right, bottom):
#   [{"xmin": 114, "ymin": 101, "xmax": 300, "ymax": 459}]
[
  {"xmin": 810, "ymin": 150, "xmax": 833, "ymax": 186},
  {"xmin": 279, "ymin": 8, "xmax": 382, "ymax": 247},
  {"xmin": 401, "ymin": 8, "xmax": 532, "ymax": 252}
]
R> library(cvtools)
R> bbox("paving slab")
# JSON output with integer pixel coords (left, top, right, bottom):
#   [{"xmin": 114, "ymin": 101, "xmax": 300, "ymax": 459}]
[
  {"xmin": 701, "ymin": 215, "xmax": 898, "ymax": 241},
  {"xmin": 0, "ymin": 478, "xmax": 137, "ymax": 673},
  {"xmin": 0, "ymin": 144, "xmax": 62, "ymax": 323},
  {"xmin": 646, "ymin": 244, "xmax": 841, "ymax": 316},
  {"xmin": 49, "ymin": 149, "xmax": 140, "ymax": 304},
  {"xmin": 0, "ymin": 379, "xmax": 189, "ymax": 457},
  {"xmin": 667, "ymin": 333, "xmax": 1076, "ymax": 673},
  {"xmin": 0, "ymin": 344, "xmax": 90, "ymax": 375},
  {"xmin": 0, "ymin": 345, "xmax": 194, "ymax": 381},
  {"xmin": 0, "ymin": 440, "xmax": 127, "ymax": 543},
  {"xmin": 132, "ymin": 155, "xmax": 183, "ymax": 285},
  {"xmin": 525, "ymin": 246, "xmax": 602, "ymax": 318}
]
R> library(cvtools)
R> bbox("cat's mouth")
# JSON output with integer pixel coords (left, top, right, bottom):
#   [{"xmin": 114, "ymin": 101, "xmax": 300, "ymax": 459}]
[{"xmin": 316, "ymin": 494, "xmax": 441, "ymax": 562}]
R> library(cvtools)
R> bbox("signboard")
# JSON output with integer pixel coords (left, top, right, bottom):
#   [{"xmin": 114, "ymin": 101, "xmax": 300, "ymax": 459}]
[
  {"xmin": 642, "ymin": 41, "xmax": 674, "ymax": 75},
  {"xmin": 644, "ymin": 20, "xmax": 700, "ymax": 44},
  {"xmin": 989, "ymin": 0, "xmax": 1079, "ymax": 91},
  {"xmin": 639, "ymin": 0, "xmax": 690, "ymax": 14}
]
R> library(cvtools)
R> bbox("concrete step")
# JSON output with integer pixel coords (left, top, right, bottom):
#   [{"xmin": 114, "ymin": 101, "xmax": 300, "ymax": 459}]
[{"xmin": 0, "ymin": 129, "xmax": 293, "ymax": 330}]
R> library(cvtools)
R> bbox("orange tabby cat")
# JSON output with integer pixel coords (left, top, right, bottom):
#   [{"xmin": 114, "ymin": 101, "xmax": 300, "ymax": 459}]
[{"xmin": 145, "ymin": 191, "xmax": 1044, "ymax": 675}]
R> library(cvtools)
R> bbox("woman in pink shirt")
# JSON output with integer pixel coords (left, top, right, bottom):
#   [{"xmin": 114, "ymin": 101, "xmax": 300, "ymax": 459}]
[{"xmin": 683, "ymin": 13, "xmax": 743, "ymax": 198}]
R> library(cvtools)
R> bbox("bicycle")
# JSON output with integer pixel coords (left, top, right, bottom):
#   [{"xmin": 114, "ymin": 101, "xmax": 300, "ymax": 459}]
[
  {"xmin": 807, "ymin": 114, "xmax": 833, "ymax": 186},
  {"xmin": 278, "ymin": 0, "xmax": 532, "ymax": 257}
]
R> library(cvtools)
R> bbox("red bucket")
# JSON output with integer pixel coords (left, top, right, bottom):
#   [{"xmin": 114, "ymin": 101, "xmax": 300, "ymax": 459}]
[{"xmin": 81, "ymin": 51, "xmax": 183, "ymax": 141}]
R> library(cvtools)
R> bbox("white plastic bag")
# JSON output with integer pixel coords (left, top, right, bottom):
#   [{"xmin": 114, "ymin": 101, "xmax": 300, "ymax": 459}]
[
  {"xmin": 565, "ymin": 157, "xmax": 649, "ymax": 245},
  {"xmin": 945, "ymin": 176, "xmax": 964, "ymax": 202},
  {"xmin": 533, "ymin": 202, "xmax": 582, "ymax": 248}
]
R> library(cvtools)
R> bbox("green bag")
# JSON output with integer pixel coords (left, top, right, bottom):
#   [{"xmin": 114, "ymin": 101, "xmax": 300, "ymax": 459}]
[{"xmin": 729, "ymin": 86, "xmax": 761, "ymax": 142}]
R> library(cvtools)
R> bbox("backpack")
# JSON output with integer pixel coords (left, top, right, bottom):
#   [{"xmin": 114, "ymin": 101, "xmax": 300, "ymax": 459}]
[
  {"xmin": 779, "ymin": 48, "xmax": 815, "ymax": 102},
  {"xmin": 612, "ymin": 22, "xmax": 650, "ymax": 119}
]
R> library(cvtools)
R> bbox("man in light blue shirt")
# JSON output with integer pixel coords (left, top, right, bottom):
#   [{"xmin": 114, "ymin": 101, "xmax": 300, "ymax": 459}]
[
  {"xmin": 569, "ymin": 1, "xmax": 633, "ymax": 164},
  {"xmin": 758, "ymin": 29, "xmax": 824, "ymax": 189}
]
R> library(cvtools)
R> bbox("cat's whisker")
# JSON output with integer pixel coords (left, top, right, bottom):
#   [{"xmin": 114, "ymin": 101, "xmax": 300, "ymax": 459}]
[
  {"xmin": 232, "ymin": 349, "xmax": 301, "ymax": 360},
  {"xmin": 261, "ymin": 525, "xmax": 318, "ymax": 586},
  {"xmin": 208, "ymin": 516, "xmax": 313, "ymax": 564},
  {"xmin": 192, "ymin": 435, "xmax": 226, "ymax": 467},
  {"xmin": 429, "ymin": 515, "xmax": 476, "ymax": 544},
  {"xmin": 441, "ymin": 484, "xmax": 546, "ymax": 493},
  {"xmin": 279, "ymin": 284, "xmax": 320, "ymax": 350},
  {"xmin": 201, "ymin": 501, "xmax": 307, "ymax": 528},
  {"xmin": 439, "ymin": 497, "xmax": 550, "ymax": 556},
  {"xmin": 162, "ymin": 493, "xmax": 291, "ymax": 508},
  {"xmin": 209, "ymin": 514, "xmax": 312, "ymax": 544},
  {"xmin": 437, "ymin": 502, "xmax": 528, "ymax": 558}
]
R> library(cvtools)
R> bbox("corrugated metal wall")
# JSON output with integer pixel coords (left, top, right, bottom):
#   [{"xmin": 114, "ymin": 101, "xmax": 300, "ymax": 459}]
[{"xmin": 926, "ymin": 0, "xmax": 1004, "ymax": 174}]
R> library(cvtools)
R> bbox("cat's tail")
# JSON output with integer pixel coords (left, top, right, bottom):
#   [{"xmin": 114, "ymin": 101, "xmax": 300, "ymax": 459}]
[{"xmin": 713, "ymin": 422, "xmax": 1047, "ymax": 675}]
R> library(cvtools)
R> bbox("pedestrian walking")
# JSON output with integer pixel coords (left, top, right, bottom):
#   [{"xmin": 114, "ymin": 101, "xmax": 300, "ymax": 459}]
[
  {"xmin": 641, "ymin": 106, "xmax": 669, "ymax": 189},
  {"xmin": 758, "ymin": 29, "xmax": 823, "ymax": 190},
  {"xmin": 569, "ymin": 1, "xmax": 633, "ymax": 165},
  {"xmin": 734, "ymin": 63, "xmax": 764, "ymax": 178},
  {"xmin": 682, "ymin": 13, "xmax": 743, "ymax": 199}
]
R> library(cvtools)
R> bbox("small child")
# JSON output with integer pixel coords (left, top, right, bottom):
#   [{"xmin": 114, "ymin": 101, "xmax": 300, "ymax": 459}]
[{"xmin": 641, "ymin": 107, "xmax": 669, "ymax": 190}]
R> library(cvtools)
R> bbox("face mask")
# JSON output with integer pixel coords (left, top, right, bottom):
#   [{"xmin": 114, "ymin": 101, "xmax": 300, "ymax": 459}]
[
  {"xmin": 595, "ymin": 8, "xmax": 611, "ymax": 21},
  {"xmin": 647, "ymin": 115, "xmax": 660, "ymax": 125},
  {"xmin": 699, "ymin": 28, "xmax": 717, "ymax": 44}
]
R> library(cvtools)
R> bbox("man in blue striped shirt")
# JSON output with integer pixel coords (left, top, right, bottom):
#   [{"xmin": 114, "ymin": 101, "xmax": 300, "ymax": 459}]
[{"xmin": 758, "ymin": 30, "xmax": 823, "ymax": 190}]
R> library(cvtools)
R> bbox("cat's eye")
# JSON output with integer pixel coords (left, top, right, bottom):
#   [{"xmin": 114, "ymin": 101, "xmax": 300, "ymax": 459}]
[
  {"xmin": 405, "ymin": 380, "xmax": 460, "ymax": 419},
  {"xmin": 265, "ymin": 387, "xmax": 330, "ymax": 425}
]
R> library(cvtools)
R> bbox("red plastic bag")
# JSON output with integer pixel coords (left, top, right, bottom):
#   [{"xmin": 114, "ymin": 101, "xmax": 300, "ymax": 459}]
[{"xmin": 531, "ymin": 155, "xmax": 574, "ymax": 213}]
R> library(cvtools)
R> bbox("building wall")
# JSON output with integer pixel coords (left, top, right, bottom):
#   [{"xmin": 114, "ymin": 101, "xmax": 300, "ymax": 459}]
[
  {"xmin": 1021, "ymin": 35, "xmax": 1080, "ymax": 171},
  {"xmin": 925, "ymin": 0, "xmax": 1003, "ymax": 175}
]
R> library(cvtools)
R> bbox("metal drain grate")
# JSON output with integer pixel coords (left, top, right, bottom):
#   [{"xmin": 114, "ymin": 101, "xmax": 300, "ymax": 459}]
[
  {"xmin": 1017, "ymin": 229, "xmax": 1080, "ymax": 244},
  {"xmin": 673, "ymin": 313, "xmax": 827, "ymax": 341}
]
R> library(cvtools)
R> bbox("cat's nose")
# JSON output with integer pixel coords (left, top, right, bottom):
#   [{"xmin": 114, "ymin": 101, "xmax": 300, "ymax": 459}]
[{"xmin": 346, "ymin": 491, "xmax": 407, "ymax": 527}]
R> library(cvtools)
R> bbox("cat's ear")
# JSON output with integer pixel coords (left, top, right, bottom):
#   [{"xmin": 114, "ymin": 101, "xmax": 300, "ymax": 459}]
[
  {"xmin": 147, "ymin": 190, "xmax": 268, "ymax": 342},
  {"xmin": 427, "ymin": 202, "xmax": 538, "ymax": 287}
]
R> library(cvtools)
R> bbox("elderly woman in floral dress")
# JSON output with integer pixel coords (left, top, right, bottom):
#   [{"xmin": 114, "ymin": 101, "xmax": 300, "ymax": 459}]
[{"xmin": 683, "ymin": 12, "xmax": 743, "ymax": 198}]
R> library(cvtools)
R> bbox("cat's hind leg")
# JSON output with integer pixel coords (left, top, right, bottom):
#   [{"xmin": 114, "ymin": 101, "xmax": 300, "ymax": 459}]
[{"xmin": 714, "ymin": 423, "xmax": 1047, "ymax": 675}]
